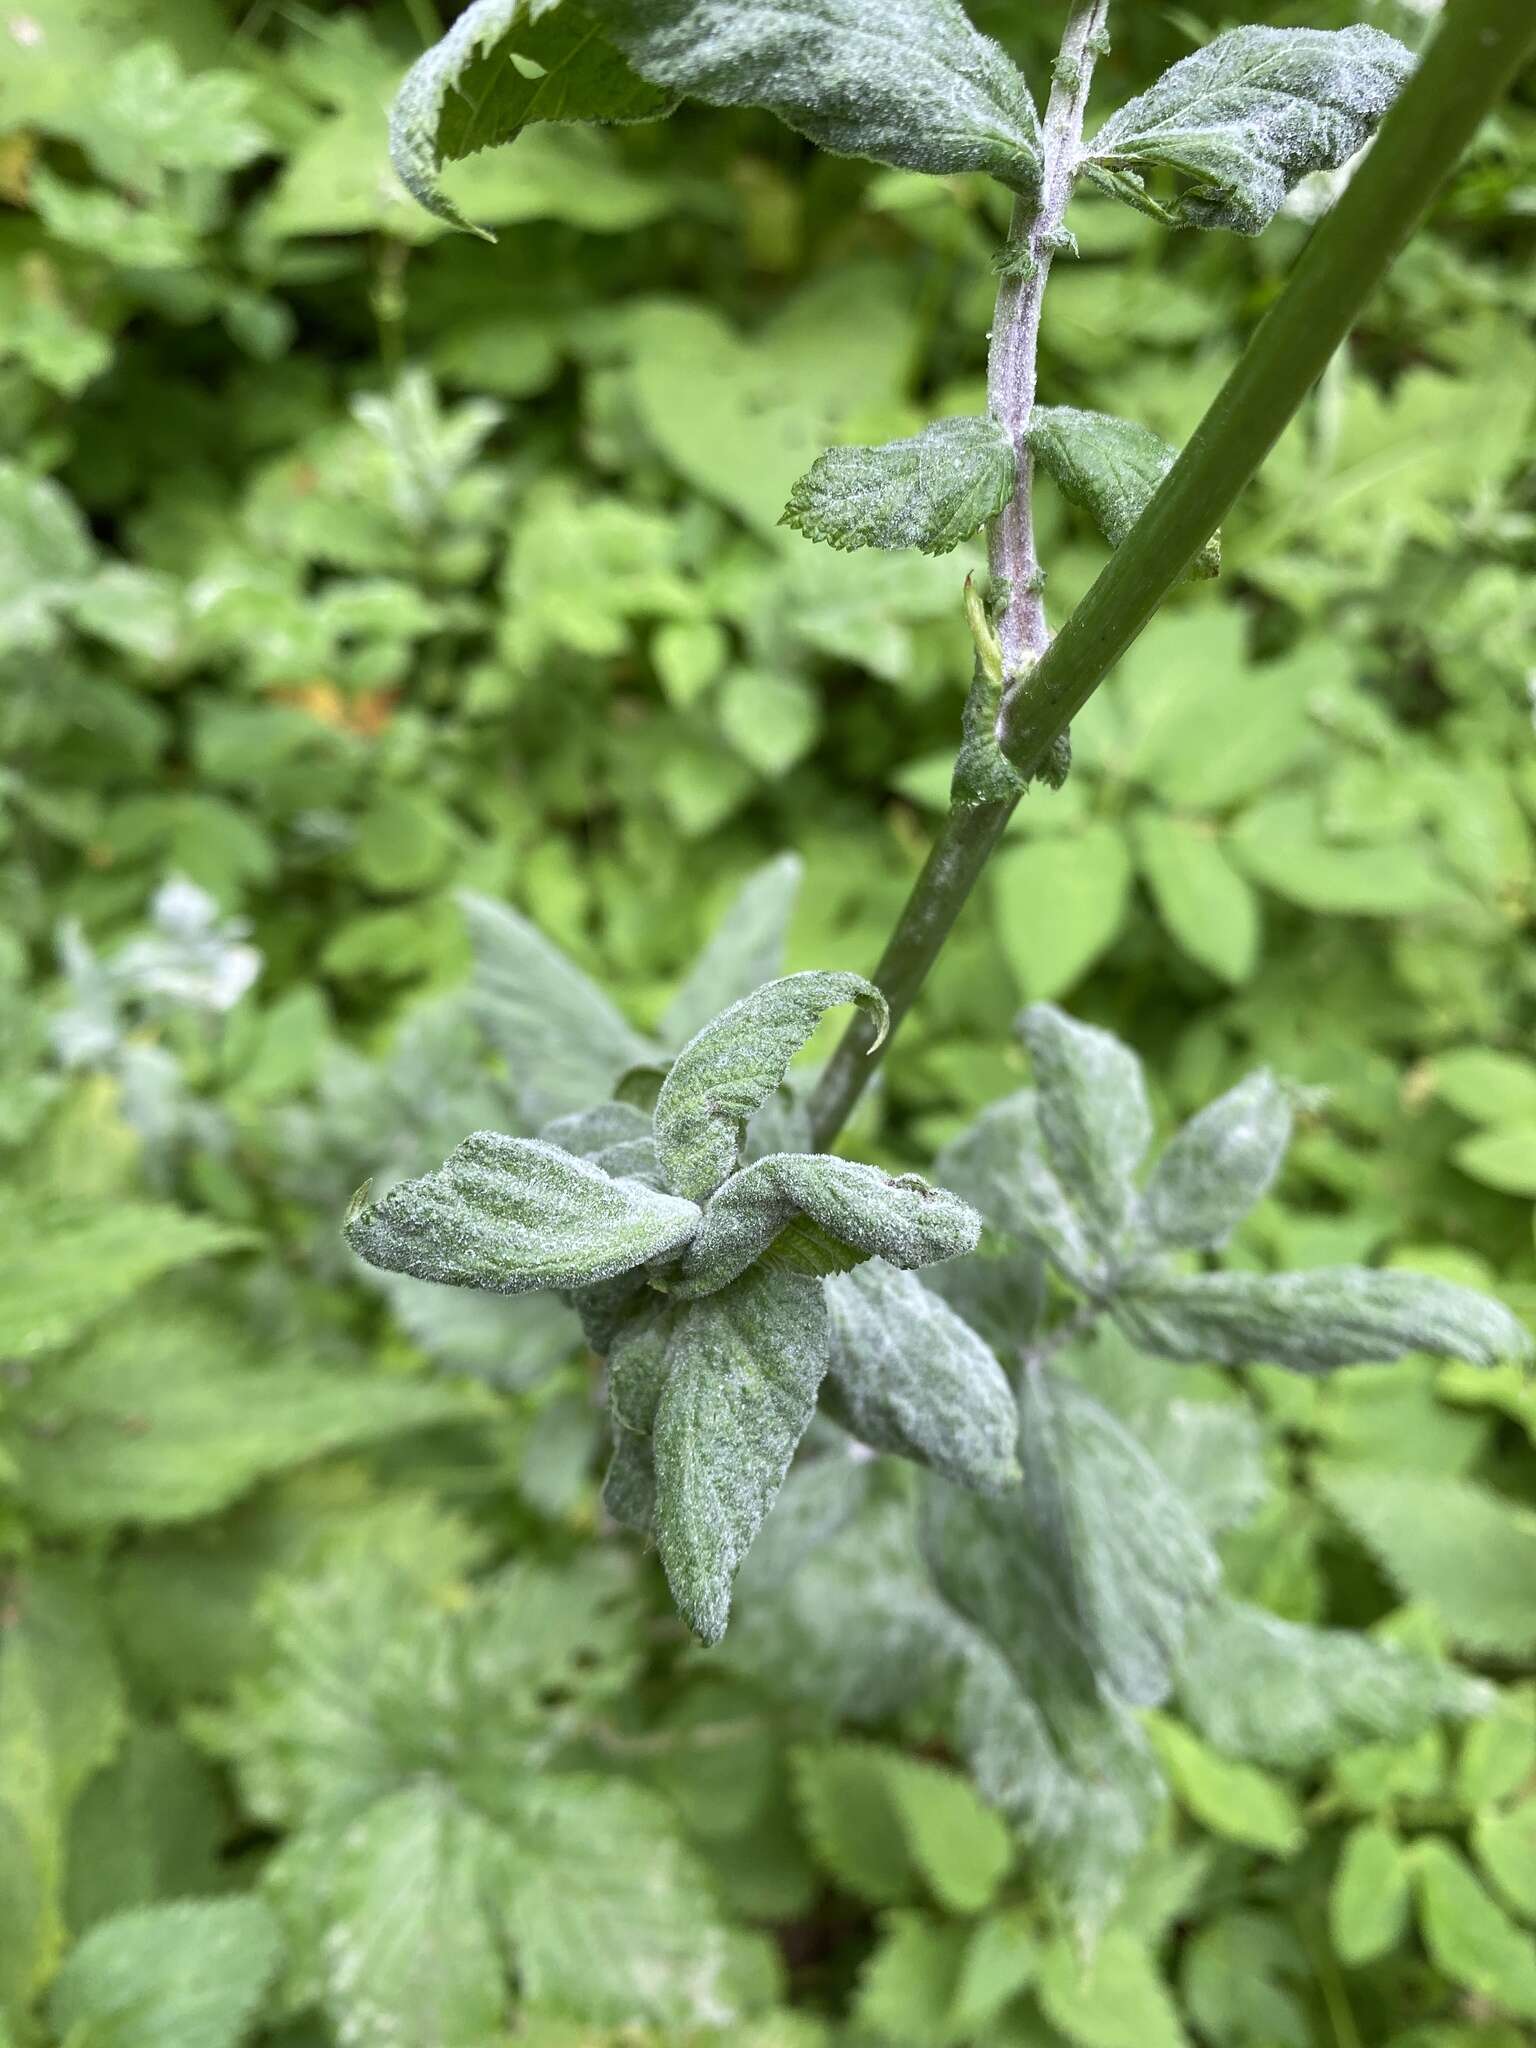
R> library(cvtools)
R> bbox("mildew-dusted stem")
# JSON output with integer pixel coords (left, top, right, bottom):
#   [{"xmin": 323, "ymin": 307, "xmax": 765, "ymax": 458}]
[
  {"xmin": 988, "ymin": 0, "xmax": 1111, "ymax": 672},
  {"xmin": 807, "ymin": 2, "xmax": 1108, "ymax": 1150},
  {"xmin": 809, "ymin": 0, "xmax": 1536, "ymax": 1153}
]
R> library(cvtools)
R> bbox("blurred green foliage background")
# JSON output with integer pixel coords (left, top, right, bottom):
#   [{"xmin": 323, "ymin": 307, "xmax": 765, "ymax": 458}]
[{"xmin": 2, "ymin": 0, "xmax": 1536, "ymax": 2042}]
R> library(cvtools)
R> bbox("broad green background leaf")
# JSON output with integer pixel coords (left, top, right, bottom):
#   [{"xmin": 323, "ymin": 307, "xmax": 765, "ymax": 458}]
[
  {"xmin": 0, "ymin": 1195, "xmax": 250, "ymax": 1359},
  {"xmin": 1130, "ymin": 811, "xmax": 1260, "ymax": 986},
  {"xmin": 1331, "ymin": 1820, "xmax": 1411, "ymax": 1966},
  {"xmin": 993, "ymin": 826, "xmax": 1134, "ymax": 1005},
  {"xmin": 1317, "ymin": 1464, "xmax": 1536, "ymax": 1659},
  {"xmin": 48, "ymin": 1898, "xmax": 282, "ymax": 2048}
]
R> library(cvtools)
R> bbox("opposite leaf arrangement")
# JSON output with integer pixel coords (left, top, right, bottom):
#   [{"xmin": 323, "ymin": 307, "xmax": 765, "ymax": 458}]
[
  {"xmin": 347, "ymin": 0, "xmax": 1536, "ymax": 1956},
  {"xmin": 347, "ymin": 981, "xmax": 1532, "ymax": 1664}
]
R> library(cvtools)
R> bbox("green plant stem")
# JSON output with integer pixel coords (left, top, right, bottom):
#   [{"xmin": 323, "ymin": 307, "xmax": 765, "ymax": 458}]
[
  {"xmin": 807, "ymin": 0, "xmax": 1108, "ymax": 1148},
  {"xmin": 809, "ymin": 0, "xmax": 1536, "ymax": 1151},
  {"xmin": 997, "ymin": 0, "xmax": 1536, "ymax": 776}
]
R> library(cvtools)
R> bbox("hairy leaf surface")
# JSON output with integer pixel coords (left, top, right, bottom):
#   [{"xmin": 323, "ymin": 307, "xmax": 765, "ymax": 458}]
[
  {"xmin": 1141, "ymin": 1069, "xmax": 1293, "ymax": 1250},
  {"xmin": 1114, "ymin": 1266, "xmax": 1532, "ymax": 1373},
  {"xmin": 654, "ymin": 971, "xmax": 886, "ymax": 1203},
  {"xmin": 822, "ymin": 1261, "xmax": 1020, "ymax": 1492},
  {"xmin": 345, "ymin": 1133, "xmax": 700, "ymax": 1293},
  {"xmin": 781, "ymin": 417, "xmax": 1015, "ymax": 556},
  {"xmin": 390, "ymin": 0, "xmax": 676, "ymax": 235},
  {"xmin": 673, "ymin": 1153, "xmax": 979, "ymax": 1296},
  {"xmin": 1020, "ymin": 1004, "xmax": 1152, "ymax": 1253},
  {"xmin": 653, "ymin": 1263, "xmax": 831, "ymax": 1645},
  {"xmin": 591, "ymin": 0, "xmax": 1044, "ymax": 187},
  {"xmin": 1086, "ymin": 25, "xmax": 1415, "ymax": 234},
  {"xmin": 461, "ymin": 892, "xmax": 656, "ymax": 1122},
  {"xmin": 1030, "ymin": 407, "xmax": 1219, "ymax": 577},
  {"xmin": 1177, "ymin": 1597, "xmax": 1490, "ymax": 1770}
]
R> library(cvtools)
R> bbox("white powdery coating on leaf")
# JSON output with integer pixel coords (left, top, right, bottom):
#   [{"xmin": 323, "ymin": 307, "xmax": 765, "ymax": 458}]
[
  {"xmin": 1021, "ymin": 1004, "xmax": 1152, "ymax": 1251},
  {"xmin": 345, "ymin": 1133, "xmax": 700, "ymax": 1293},
  {"xmin": 1177, "ymin": 1596, "xmax": 1492, "ymax": 1770},
  {"xmin": 672, "ymin": 1153, "xmax": 980, "ymax": 1296},
  {"xmin": 654, "ymin": 970, "xmax": 888, "ymax": 1204},
  {"xmin": 653, "ymin": 1263, "xmax": 831, "ymax": 1645},
  {"xmin": 1029, "ymin": 406, "xmax": 1220, "ymax": 577},
  {"xmin": 782, "ymin": 416, "xmax": 1016, "ymax": 557},
  {"xmin": 592, "ymin": 0, "xmax": 1043, "ymax": 185},
  {"xmin": 822, "ymin": 1261, "xmax": 1019, "ymax": 1492},
  {"xmin": 1141, "ymin": 1067, "xmax": 1292, "ymax": 1251},
  {"xmin": 1114, "ymin": 1265, "xmax": 1534, "ymax": 1373},
  {"xmin": 1088, "ymin": 24, "xmax": 1415, "ymax": 234}
]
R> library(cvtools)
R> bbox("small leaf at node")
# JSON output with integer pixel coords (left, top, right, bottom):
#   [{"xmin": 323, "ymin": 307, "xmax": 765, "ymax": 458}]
[{"xmin": 782, "ymin": 417, "xmax": 1016, "ymax": 557}]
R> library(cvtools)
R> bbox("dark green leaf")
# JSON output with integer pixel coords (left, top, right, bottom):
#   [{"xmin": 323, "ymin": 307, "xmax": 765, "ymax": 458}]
[
  {"xmin": 781, "ymin": 417, "xmax": 1015, "ymax": 557},
  {"xmin": 1030, "ymin": 407, "xmax": 1219, "ymax": 577},
  {"xmin": 389, "ymin": 0, "xmax": 677, "ymax": 236},
  {"xmin": 344, "ymin": 1133, "xmax": 700, "ymax": 1293},
  {"xmin": 591, "ymin": 0, "xmax": 1044, "ymax": 187},
  {"xmin": 1085, "ymin": 25, "xmax": 1414, "ymax": 235},
  {"xmin": 653, "ymin": 971, "xmax": 887, "ymax": 1204}
]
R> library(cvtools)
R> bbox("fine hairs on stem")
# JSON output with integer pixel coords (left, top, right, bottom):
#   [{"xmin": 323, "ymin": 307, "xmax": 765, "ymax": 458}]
[{"xmin": 808, "ymin": 0, "xmax": 1536, "ymax": 1151}]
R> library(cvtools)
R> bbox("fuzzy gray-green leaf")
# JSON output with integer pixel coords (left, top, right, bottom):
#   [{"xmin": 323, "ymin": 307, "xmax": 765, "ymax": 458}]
[
  {"xmin": 934, "ymin": 1088, "xmax": 1104, "ymax": 1293},
  {"xmin": 653, "ymin": 1263, "xmax": 831, "ymax": 1645},
  {"xmin": 1020, "ymin": 1005, "xmax": 1152, "ymax": 1253},
  {"xmin": 781, "ymin": 417, "xmax": 1015, "ymax": 557},
  {"xmin": 1085, "ymin": 25, "xmax": 1414, "ymax": 236},
  {"xmin": 589, "ymin": 0, "xmax": 1044, "ymax": 188},
  {"xmin": 389, "ymin": 0, "xmax": 677, "ymax": 236},
  {"xmin": 1141, "ymin": 1068, "xmax": 1293, "ymax": 1251},
  {"xmin": 821, "ymin": 1262, "xmax": 1020, "ymax": 1493},
  {"xmin": 344, "ymin": 1133, "xmax": 700, "ymax": 1293},
  {"xmin": 661, "ymin": 853, "xmax": 803, "ymax": 1049},
  {"xmin": 461, "ymin": 892, "xmax": 657, "ymax": 1122},
  {"xmin": 1113, "ymin": 1266, "xmax": 1533, "ymax": 1373},
  {"xmin": 671, "ymin": 1153, "xmax": 979, "ymax": 1297},
  {"xmin": 540, "ymin": 1101, "xmax": 661, "ymax": 1185},
  {"xmin": 654, "ymin": 971, "xmax": 888, "ymax": 1204},
  {"xmin": 1029, "ymin": 406, "xmax": 1220, "ymax": 578},
  {"xmin": 1177, "ymin": 1596, "xmax": 1492, "ymax": 1770},
  {"xmin": 1017, "ymin": 1363, "xmax": 1220, "ymax": 1708}
]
